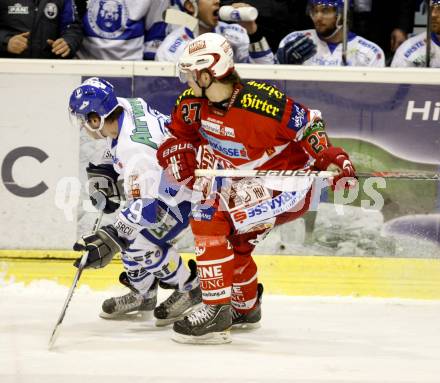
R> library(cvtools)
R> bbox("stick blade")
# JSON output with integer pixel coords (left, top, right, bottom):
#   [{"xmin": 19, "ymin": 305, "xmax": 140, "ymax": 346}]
[{"xmin": 48, "ymin": 326, "xmax": 60, "ymax": 350}]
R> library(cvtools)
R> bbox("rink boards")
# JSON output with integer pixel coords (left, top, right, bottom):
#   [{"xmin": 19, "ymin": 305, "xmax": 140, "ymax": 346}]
[
  {"xmin": 1, "ymin": 250, "xmax": 440, "ymax": 300},
  {"xmin": 1, "ymin": 61, "xmax": 440, "ymax": 301}
]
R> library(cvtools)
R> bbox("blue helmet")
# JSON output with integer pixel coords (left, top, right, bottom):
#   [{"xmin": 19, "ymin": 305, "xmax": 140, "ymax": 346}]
[
  {"xmin": 69, "ymin": 77, "xmax": 119, "ymax": 136},
  {"xmin": 433, "ymin": 0, "xmax": 440, "ymax": 5},
  {"xmin": 308, "ymin": 0, "xmax": 344, "ymax": 9},
  {"xmin": 308, "ymin": 0, "xmax": 353, "ymax": 13}
]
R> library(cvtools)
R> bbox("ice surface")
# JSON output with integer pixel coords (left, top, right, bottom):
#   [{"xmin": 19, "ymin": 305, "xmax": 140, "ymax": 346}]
[{"xmin": 1, "ymin": 280, "xmax": 440, "ymax": 383}]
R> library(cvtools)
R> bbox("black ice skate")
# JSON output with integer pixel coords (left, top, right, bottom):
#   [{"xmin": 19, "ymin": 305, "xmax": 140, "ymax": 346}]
[
  {"xmin": 231, "ymin": 283, "xmax": 263, "ymax": 330},
  {"xmin": 154, "ymin": 259, "xmax": 202, "ymax": 326},
  {"xmin": 99, "ymin": 274, "xmax": 157, "ymax": 320},
  {"xmin": 172, "ymin": 303, "xmax": 232, "ymax": 344}
]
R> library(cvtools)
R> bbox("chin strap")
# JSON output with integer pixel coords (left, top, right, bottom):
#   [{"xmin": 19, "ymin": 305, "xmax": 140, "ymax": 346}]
[
  {"xmin": 319, "ymin": 14, "xmax": 343, "ymax": 41},
  {"xmin": 198, "ymin": 19, "xmax": 210, "ymax": 31},
  {"xmin": 84, "ymin": 117, "xmax": 106, "ymax": 138},
  {"xmin": 189, "ymin": 0, "xmax": 213, "ymax": 32},
  {"xmin": 191, "ymin": 0, "xmax": 198, "ymax": 18},
  {"xmin": 196, "ymin": 75, "xmax": 214, "ymax": 98}
]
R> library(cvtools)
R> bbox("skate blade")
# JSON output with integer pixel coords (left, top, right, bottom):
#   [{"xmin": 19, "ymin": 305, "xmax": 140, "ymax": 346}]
[
  {"xmin": 154, "ymin": 303, "xmax": 203, "ymax": 327},
  {"xmin": 99, "ymin": 310, "xmax": 153, "ymax": 321},
  {"xmin": 155, "ymin": 317, "xmax": 182, "ymax": 327},
  {"xmin": 171, "ymin": 329, "xmax": 232, "ymax": 345},
  {"xmin": 231, "ymin": 321, "xmax": 261, "ymax": 330}
]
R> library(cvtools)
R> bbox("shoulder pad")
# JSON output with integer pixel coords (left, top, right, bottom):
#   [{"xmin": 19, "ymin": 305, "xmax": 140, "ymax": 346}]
[
  {"xmin": 233, "ymin": 81, "xmax": 286, "ymax": 121},
  {"xmin": 356, "ymin": 37, "xmax": 380, "ymax": 54},
  {"xmin": 175, "ymin": 88, "xmax": 200, "ymax": 106}
]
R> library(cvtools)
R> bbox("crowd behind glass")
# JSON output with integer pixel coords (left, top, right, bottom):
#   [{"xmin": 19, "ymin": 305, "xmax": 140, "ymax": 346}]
[{"xmin": 0, "ymin": 0, "xmax": 437, "ymax": 67}]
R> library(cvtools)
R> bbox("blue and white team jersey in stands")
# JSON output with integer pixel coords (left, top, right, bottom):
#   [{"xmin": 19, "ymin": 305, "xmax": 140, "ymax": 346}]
[
  {"xmin": 278, "ymin": 30, "xmax": 385, "ymax": 67},
  {"xmin": 391, "ymin": 32, "xmax": 440, "ymax": 67},
  {"xmin": 77, "ymin": 0, "xmax": 170, "ymax": 60},
  {"xmin": 155, "ymin": 23, "xmax": 274, "ymax": 64}
]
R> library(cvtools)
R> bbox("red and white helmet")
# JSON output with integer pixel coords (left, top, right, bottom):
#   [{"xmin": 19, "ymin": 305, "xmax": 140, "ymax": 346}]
[{"xmin": 177, "ymin": 32, "xmax": 235, "ymax": 83}]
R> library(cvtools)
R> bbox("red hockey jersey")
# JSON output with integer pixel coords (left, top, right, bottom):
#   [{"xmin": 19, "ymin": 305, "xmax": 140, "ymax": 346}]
[{"xmin": 167, "ymin": 80, "xmax": 328, "ymax": 170}]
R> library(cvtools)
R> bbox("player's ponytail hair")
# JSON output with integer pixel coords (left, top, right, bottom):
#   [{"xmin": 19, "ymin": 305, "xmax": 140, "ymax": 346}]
[{"xmin": 218, "ymin": 70, "xmax": 241, "ymax": 85}]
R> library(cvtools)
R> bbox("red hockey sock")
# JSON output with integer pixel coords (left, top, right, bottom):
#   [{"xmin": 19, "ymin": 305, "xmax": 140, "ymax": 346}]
[
  {"xmin": 195, "ymin": 235, "xmax": 235, "ymax": 305},
  {"xmin": 231, "ymin": 250, "xmax": 258, "ymax": 314}
]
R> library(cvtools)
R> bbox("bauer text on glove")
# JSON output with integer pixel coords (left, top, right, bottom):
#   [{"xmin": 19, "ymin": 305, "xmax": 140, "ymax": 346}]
[{"xmin": 156, "ymin": 138, "xmax": 197, "ymax": 188}]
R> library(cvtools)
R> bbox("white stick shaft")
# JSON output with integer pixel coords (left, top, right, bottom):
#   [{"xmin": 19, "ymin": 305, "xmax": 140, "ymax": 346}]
[
  {"xmin": 48, "ymin": 211, "xmax": 103, "ymax": 350},
  {"xmin": 48, "ymin": 260, "xmax": 85, "ymax": 349},
  {"xmin": 195, "ymin": 169, "xmax": 440, "ymax": 180},
  {"xmin": 195, "ymin": 169, "xmax": 335, "ymax": 178},
  {"xmin": 342, "ymin": 0, "xmax": 349, "ymax": 65},
  {"xmin": 427, "ymin": 0, "xmax": 432, "ymax": 67}
]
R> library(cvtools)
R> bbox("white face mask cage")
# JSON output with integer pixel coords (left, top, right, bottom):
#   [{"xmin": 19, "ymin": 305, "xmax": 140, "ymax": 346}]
[
  {"xmin": 177, "ymin": 68, "xmax": 198, "ymax": 84},
  {"xmin": 177, "ymin": 54, "xmax": 216, "ymax": 83},
  {"xmin": 68, "ymin": 109, "xmax": 107, "ymax": 139}
]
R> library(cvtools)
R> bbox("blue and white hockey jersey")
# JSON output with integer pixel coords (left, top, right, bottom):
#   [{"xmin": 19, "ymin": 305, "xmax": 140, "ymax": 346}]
[
  {"xmin": 77, "ymin": 0, "xmax": 170, "ymax": 60},
  {"xmin": 155, "ymin": 22, "xmax": 274, "ymax": 64},
  {"xmin": 95, "ymin": 97, "xmax": 194, "ymax": 294},
  {"xmin": 278, "ymin": 30, "xmax": 385, "ymax": 67},
  {"xmin": 391, "ymin": 32, "xmax": 440, "ymax": 68},
  {"xmin": 104, "ymin": 97, "xmax": 192, "ymax": 241}
]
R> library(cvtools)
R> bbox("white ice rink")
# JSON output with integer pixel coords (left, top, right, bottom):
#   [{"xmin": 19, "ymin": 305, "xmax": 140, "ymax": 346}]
[{"xmin": 1, "ymin": 280, "xmax": 440, "ymax": 383}]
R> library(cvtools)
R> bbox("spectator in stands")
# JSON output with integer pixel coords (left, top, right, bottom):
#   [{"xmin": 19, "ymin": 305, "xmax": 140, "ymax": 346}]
[
  {"xmin": 351, "ymin": 0, "xmax": 416, "ymax": 65},
  {"xmin": 155, "ymin": 0, "xmax": 274, "ymax": 64},
  {"xmin": 0, "ymin": 0, "xmax": 83, "ymax": 58},
  {"xmin": 391, "ymin": 0, "xmax": 440, "ymax": 67},
  {"xmin": 276, "ymin": 0, "xmax": 385, "ymax": 67},
  {"xmin": 220, "ymin": 0, "xmax": 313, "ymax": 53},
  {"xmin": 75, "ymin": 0, "xmax": 170, "ymax": 60}
]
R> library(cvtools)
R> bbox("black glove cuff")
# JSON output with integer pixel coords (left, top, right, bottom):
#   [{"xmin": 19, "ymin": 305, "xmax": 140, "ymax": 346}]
[
  {"xmin": 249, "ymin": 28, "xmax": 265, "ymax": 43},
  {"xmin": 100, "ymin": 225, "xmax": 128, "ymax": 252}
]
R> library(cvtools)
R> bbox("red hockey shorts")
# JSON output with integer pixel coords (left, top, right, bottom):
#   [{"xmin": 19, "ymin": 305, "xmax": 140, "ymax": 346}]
[{"xmin": 190, "ymin": 190, "xmax": 311, "ymax": 312}]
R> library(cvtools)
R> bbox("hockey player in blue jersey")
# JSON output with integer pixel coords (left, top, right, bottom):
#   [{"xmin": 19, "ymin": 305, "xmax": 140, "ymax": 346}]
[
  {"xmin": 155, "ymin": 0, "xmax": 274, "ymax": 63},
  {"xmin": 392, "ymin": 0, "xmax": 440, "ymax": 67},
  {"xmin": 69, "ymin": 77, "xmax": 201, "ymax": 325},
  {"xmin": 277, "ymin": 0, "xmax": 385, "ymax": 66},
  {"xmin": 76, "ymin": 0, "xmax": 171, "ymax": 60}
]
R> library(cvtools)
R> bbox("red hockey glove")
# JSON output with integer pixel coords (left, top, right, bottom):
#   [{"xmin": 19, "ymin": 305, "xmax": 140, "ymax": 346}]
[
  {"xmin": 314, "ymin": 146, "xmax": 357, "ymax": 191},
  {"xmin": 156, "ymin": 138, "xmax": 197, "ymax": 188}
]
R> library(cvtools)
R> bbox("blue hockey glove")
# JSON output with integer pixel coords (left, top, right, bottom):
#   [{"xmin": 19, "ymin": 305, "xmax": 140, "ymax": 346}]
[{"xmin": 277, "ymin": 34, "xmax": 317, "ymax": 65}]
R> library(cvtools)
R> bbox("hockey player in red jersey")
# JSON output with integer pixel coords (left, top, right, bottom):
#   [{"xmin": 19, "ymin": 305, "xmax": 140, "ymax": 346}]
[{"xmin": 156, "ymin": 32, "xmax": 357, "ymax": 344}]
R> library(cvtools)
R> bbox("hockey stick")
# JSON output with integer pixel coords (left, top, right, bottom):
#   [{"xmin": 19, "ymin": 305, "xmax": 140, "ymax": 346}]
[
  {"xmin": 195, "ymin": 169, "xmax": 440, "ymax": 180},
  {"xmin": 341, "ymin": 0, "xmax": 349, "ymax": 66},
  {"xmin": 48, "ymin": 211, "xmax": 104, "ymax": 350},
  {"xmin": 164, "ymin": 8, "xmax": 198, "ymax": 31},
  {"xmin": 426, "ymin": 0, "xmax": 432, "ymax": 67}
]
